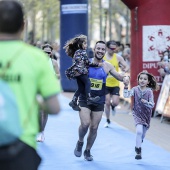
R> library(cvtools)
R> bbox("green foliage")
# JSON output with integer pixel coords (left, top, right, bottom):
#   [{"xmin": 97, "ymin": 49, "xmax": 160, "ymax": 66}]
[
  {"xmin": 20, "ymin": 0, "xmax": 60, "ymax": 43},
  {"xmin": 19, "ymin": 0, "xmax": 129, "ymax": 43},
  {"xmin": 89, "ymin": 0, "xmax": 130, "ymax": 42}
]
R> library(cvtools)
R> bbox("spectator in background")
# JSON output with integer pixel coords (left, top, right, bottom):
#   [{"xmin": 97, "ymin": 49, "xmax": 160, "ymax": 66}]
[
  {"xmin": 157, "ymin": 50, "xmax": 170, "ymax": 79},
  {"xmin": 162, "ymin": 50, "xmax": 170, "ymax": 62},
  {"xmin": 52, "ymin": 41, "xmax": 60, "ymax": 61},
  {"xmin": 159, "ymin": 52, "xmax": 164, "ymax": 62},
  {"xmin": 37, "ymin": 44, "xmax": 60, "ymax": 142},
  {"xmin": 163, "ymin": 64, "xmax": 170, "ymax": 74},
  {"xmin": 125, "ymin": 43, "xmax": 130, "ymax": 48},
  {"xmin": 0, "ymin": 1, "xmax": 61, "ymax": 170},
  {"xmin": 123, "ymin": 47, "xmax": 131, "ymax": 69},
  {"xmin": 42, "ymin": 43, "xmax": 60, "ymax": 79},
  {"xmin": 35, "ymin": 40, "xmax": 42, "ymax": 49},
  {"xmin": 116, "ymin": 41, "xmax": 124, "ymax": 56}
]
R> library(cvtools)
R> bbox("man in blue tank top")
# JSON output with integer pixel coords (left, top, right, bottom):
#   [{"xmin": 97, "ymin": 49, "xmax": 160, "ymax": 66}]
[{"xmin": 74, "ymin": 41, "xmax": 128, "ymax": 161}]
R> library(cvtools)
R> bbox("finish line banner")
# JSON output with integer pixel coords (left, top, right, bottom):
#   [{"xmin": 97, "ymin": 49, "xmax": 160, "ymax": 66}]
[{"xmin": 61, "ymin": 4, "xmax": 87, "ymax": 14}]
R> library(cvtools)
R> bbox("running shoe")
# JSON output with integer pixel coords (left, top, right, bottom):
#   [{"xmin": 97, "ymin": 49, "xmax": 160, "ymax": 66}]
[
  {"xmin": 36, "ymin": 132, "xmax": 45, "ymax": 142},
  {"xmin": 84, "ymin": 150, "xmax": 93, "ymax": 161},
  {"xmin": 69, "ymin": 100, "xmax": 81, "ymax": 111},
  {"xmin": 87, "ymin": 96, "xmax": 100, "ymax": 105},
  {"xmin": 74, "ymin": 141, "xmax": 84, "ymax": 157},
  {"xmin": 104, "ymin": 119, "xmax": 110, "ymax": 128},
  {"xmin": 111, "ymin": 105, "xmax": 116, "ymax": 116},
  {"xmin": 135, "ymin": 147, "xmax": 142, "ymax": 160}
]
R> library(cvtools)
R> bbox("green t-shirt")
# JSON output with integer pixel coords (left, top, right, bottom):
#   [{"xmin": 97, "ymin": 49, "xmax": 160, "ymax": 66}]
[{"xmin": 0, "ymin": 41, "xmax": 61, "ymax": 149}]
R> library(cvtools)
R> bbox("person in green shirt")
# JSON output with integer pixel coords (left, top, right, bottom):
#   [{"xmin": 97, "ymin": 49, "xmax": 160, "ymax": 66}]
[{"xmin": 0, "ymin": 1, "xmax": 61, "ymax": 170}]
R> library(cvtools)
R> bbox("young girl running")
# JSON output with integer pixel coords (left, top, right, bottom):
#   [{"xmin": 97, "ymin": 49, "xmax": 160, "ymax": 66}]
[
  {"xmin": 64, "ymin": 35, "xmax": 101, "ymax": 111},
  {"xmin": 123, "ymin": 71, "xmax": 159, "ymax": 160}
]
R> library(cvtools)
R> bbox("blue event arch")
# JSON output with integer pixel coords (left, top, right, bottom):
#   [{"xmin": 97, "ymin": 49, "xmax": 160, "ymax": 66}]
[{"xmin": 60, "ymin": 0, "xmax": 88, "ymax": 92}]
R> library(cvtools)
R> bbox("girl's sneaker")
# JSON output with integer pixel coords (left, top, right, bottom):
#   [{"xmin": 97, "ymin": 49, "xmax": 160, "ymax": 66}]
[
  {"xmin": 69, "ymin": 100, "xmax": 81, "ymax": 111},
  {"xmin": 135, "ymin": 147, "xmax": 142, "ymax": 160},
  {"xmin": 87, "ymin": 96, "xmax": 100, "ymax": 105}
]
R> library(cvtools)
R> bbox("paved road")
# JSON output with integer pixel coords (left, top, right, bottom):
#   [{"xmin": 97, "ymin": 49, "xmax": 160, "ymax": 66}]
[{"xmin": 62, "ymin": 92, "xmax": 170, "ymax": 152}]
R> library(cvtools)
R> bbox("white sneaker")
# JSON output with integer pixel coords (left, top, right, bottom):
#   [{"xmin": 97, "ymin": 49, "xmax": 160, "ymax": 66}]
[
  {"xmin": 37, "ymin": 132, "xmax": 45, "ymax": 142},
  {"xmin": 104, "ymin": 122, "xmax": 110, "ymax": 128}
]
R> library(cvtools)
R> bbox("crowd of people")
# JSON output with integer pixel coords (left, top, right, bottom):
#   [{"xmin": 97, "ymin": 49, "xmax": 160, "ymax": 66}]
[
  {"xmin": 0, "ymin": 1, "xmax": 161, "ymax": 170},
  {"xmin": 157, "ymin": 50, "xmax": 170, "ymax": 78}
]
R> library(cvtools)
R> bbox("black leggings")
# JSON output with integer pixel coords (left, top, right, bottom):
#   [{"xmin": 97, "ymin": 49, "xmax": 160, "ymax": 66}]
[{"xmin": 74, "ymin": 74, "xmax": 91, "ymax": 99}]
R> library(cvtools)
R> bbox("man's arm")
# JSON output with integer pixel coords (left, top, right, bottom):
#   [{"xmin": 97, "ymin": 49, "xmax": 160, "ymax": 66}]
[
  {"xmin": 44, "ymin": 95, "xmax": 60, "ymax": 114},
  {"xmin": 107, "ymin": 62, "xmax": 124, "ymax": 81},
  {"xmin": 37, "ymin": 95, "xmax": 60, "ymax": 115}
]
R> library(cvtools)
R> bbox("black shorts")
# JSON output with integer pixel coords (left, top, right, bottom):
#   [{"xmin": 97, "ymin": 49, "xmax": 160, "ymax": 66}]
[
  {"xmin": 105, "ymin": 86, "xmax": 120, "ymax": 96},
  {"xmin": 79, "ymin": 101, "xmax": 104, "ymax": 112},
  {"xmin": 0, "ymin": 140, "xmax": 41, "ymax": 170}
]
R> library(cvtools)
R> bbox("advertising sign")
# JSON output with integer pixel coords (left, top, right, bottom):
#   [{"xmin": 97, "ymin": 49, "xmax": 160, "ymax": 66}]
[
  {"xmin": 154, "ymin": 75, "xmax": 170, "ymax": 116},
  {"xmin": 143, "ymin": 26, "xmax": 170, "ymax": 85}
]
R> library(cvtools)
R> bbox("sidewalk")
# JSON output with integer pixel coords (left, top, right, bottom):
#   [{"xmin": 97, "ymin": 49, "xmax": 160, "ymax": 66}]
[{"xmin": 62, "ymin": 92, "xmax": 170, "ymax": 152}]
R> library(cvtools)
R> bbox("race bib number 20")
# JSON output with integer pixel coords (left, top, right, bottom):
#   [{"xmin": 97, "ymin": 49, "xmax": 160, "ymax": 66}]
[{"xmin": 90, "ymin": 78, "xmax": 103, "ymax": 90}]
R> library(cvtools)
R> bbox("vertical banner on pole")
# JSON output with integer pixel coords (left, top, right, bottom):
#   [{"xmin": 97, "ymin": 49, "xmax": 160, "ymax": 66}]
[{"xmin": 60, "ymin": 0, "xmax": 88, "ymax": 92}]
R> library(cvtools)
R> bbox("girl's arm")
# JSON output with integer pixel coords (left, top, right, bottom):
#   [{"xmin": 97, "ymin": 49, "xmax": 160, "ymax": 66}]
[
  {"xmin": 141, "ymin": 91, "xmax": 155, "ymax": 108},
  {"xmin": 123, "ymin": 87, "xmax": 134, "ymax": 98}
]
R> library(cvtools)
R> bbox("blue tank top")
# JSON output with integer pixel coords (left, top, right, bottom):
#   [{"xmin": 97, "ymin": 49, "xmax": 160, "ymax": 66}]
[{"xmin": 79, "ymin": 60, "xmax": 107, "ymax": 104}]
